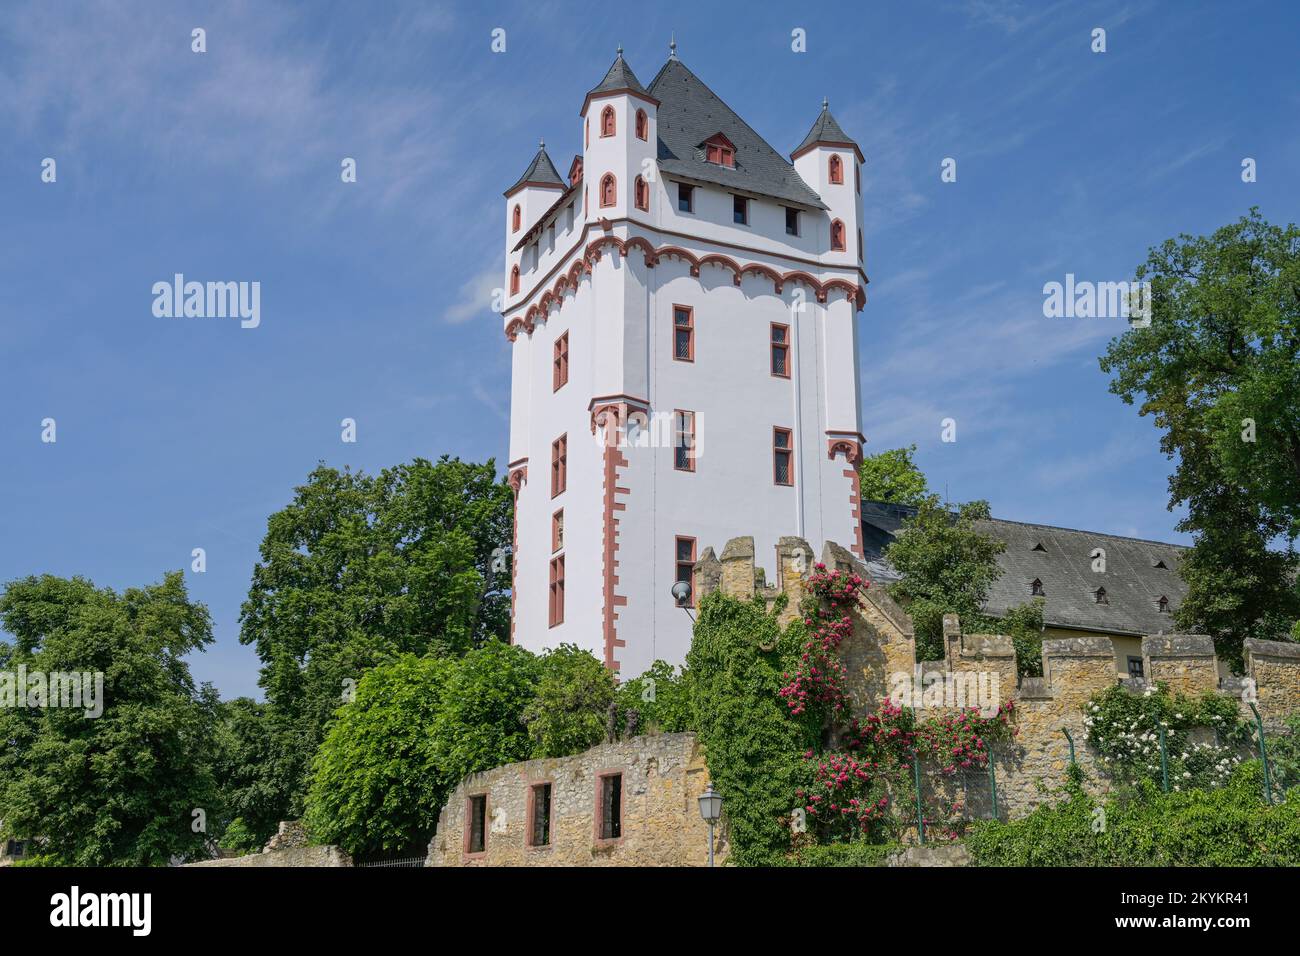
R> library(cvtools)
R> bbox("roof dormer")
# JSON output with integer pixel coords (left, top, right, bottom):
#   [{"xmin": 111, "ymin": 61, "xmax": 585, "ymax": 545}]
[{"xmin": 701, "ymin": 132, "xmax": 737, "ymax": 168}]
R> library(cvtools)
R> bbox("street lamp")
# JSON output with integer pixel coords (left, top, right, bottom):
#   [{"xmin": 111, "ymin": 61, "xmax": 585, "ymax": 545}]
[
  {"xmin": 670, "ymin": 580, "xmax": 695, "ymax": 621},
  {"xmin": 697, "ymin": 783, "xmax": 723, "ymax": 867}
]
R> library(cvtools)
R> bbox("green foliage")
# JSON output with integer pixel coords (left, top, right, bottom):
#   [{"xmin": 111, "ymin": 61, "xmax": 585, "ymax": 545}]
[
  {"xmin": 1000, "ymin": 599, "xmax": 1045, "ymax": 678},
  {"xmin": 1099, "ymin": 210, "xmax": 1300, "ymax": 665},
  {"xmin": 615, "ymin": 659, "xmax": 693, "ymax": 735},
  {"xmin": 235, "ymin": 455, "xmax": 513, "ymax": 823},
  {"xmin": 210, "ymin": 698, "xmax": 299, "ymax": 849},
  {"xmin": 0, "ymin": 572, "xmax": 220, "ymax": 866},
  {"xmin": 967, "ymin": 762, "xmax": 1300, "ymax": 865},
  {"xmin": 305, "ymin": 655, "xmax": 453, "ymax": 856},
  {"xmin": 884, "ymin": 496, "xmax": 1006, "ymax": 661},
  {"xmin": 1261, "ymin": 713, "xmax": 1300, "ymax": 796},
  {"xmin": 1083, "ymin": 684, "xmax": 1247, "ymax": 791},
  {"xmin": 857, "ymin": 445, "xmax": 929, "ymax": 506},
  {"xmin": 782, "ymin": 840, "xmax": 902, "ymax": 867},
  {"xmin": 686, "ymin": 591, "xmax": 818, "ymax": 865},
  {"xmin": 522, "ymin": 644, "xmax": 614, "ymax": 758}
]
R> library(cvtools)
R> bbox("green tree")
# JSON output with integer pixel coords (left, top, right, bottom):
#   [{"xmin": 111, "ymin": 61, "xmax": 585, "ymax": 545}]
[
  {"xmin": 857, "ymin": 445, "xmax": 929, "ymax": 506},
  {"xmin": 617, "ymin": 660, "xmax": 693, "ymax": 735},
  {"xmin": 210, "ymin": 698, "xmax": 301, "ymax": 850},
  {"xmin": 304, "ymin": 655, "xmax": 454, "ymax": 857},
  {"xmin": 883, "ymin": 496, "xmax": 1006, "ymax": 660},
  {"xmin": 1099, "ymin": 210, "xmax": 1300, "ymax": 663},
  {"xmin": 235, "ymin": 455, "xmax": 513, "ymax": 822},
  {"xmin": 522, "ymin": 644, "xmax": 615, "ymax": 758},
  {"xmin": 1001, "ymin": 598, "xmax": 1046, "ymax": 678},
  {"xmin": 0, "ymin": 573, "xmax": 220, "ymax": 866}
]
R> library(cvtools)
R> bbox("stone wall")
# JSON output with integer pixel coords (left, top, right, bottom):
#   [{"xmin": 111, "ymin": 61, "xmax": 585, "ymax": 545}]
[
  {"xmin": 696, "ymin": 534, "xmax": 1300, "ymax": 822},
  {"xmin": 186, "ymin": 844, "xmax": 353, "ymax": 867},
  {"xmin": 426, "ymin": 732, "xmax": 725, "ymax": 867}
]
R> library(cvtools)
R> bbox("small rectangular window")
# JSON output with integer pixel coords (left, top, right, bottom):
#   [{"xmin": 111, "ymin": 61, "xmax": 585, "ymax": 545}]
[
  {"xmin": 551, "ymin": 434, "xmax": 567, "ymax": 497},
  {"xmin": 785, "ymin": 207, "xmax": 799, "ymax": 236},
  {"xmin": 552, "ymin": 509, "xmax": 564, "ymax": 553},
  {"xmin": 674, "ymin": 410, "xmax": 696, "ymax": 472},
  {"xmin": 566, "ymin": 203, "xmax": 575, "ymax": 232},
  {"xmin": 673, "ymin": 305, "xmax": 694, "ymax": 362},
  {"xmin": 770, "ymin": 323, "xmax": 789, "ymax": 377},
  {"xmin": 675, "ymin": 536, "xmax": 696, "ymax": 607},
  {"xmin": 599, "ymin": 774, "xmax": 622, "ymax": 840},
  {"xmin": 549, "ymin": 555, "xmax": 565, "ymax": 626},
  {"xmin": 733, "ymin": 194, "xmax": 748, "ymax": 225},
  {"xmin": 553, "ymin": 332, "xmax": 569, "ymax": 391},
  {"xmin": 530, "ymin": 783, "xmax": 552, "ymax": 847},
  {"xmin": 773, "ymin": 427, "xmax": 793, "ymax": 486},
  {"xmin": 1127, "ymin": 656, "xmax": 1144, "ymax": 679},
  {"xmin": 678, "ymin": 183, "xmax": 694, "ymax": 213},
  {"xmin": 466, "ymin": 794, "xmax": 487, "ymax": 854}
]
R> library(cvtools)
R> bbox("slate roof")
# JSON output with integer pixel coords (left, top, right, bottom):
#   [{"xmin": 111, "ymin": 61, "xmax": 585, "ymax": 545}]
[
  {"xmin": 859, "ymin": 500, "xmax": 1188, "ymax": 638},
  {"xmin": 504, "ymin": 145, "xmax": 565, "ymax": 197},
  {"xmin": 647, "ymin": 58, "xmax": 828, "ymax": 210},
  {"xmin": 793, "ymin": 102, "xmax": 863, "ymax": 160},
  {"xmin": 587, "ymin": 50, "xmax": 651, "ymax": 101}
]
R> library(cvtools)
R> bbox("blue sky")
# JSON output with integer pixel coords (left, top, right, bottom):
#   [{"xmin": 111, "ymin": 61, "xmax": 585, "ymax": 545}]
[{"xmin": 2, "ymin": 1, "xmax": 1297, "ymax": 699}]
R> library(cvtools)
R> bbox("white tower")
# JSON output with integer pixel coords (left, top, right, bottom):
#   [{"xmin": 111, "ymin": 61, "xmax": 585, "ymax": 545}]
[{"xmin": 503, "ymin": 47, "xmax": 868, "ymax": 677}]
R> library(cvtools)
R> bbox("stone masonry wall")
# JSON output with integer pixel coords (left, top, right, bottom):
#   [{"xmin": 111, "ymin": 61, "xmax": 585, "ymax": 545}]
[
  {"xmin": 696, "ymin": 534, "xmax": 1300, "ymax": 822},
  {"xmin": 426, "ymin": 732, "xmax": 725, "ymax": 867}
]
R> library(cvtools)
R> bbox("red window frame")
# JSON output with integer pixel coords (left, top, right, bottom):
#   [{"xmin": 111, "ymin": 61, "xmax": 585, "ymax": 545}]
[
  {"xmin": 770, "ymin": 323, "xmax": 790, "ymax": 378},
  {"xmin": 600, "ymin": 105, "xmax": 615, "ymax": 137},
  {"xmin": 830, "ymin": 218, "xmax": 846, "ymax": 251},
  {"xmin": 552, "ymin": 509, "xmax": 564, "ymax": 553},
  {"xmin": 511, "ymin": 204, "xmax": 521, "ymax": 233},
  {"xmin": 595, "ymin": 772, "xmax": 623, "ymax": 843},
  {"xmin": 674, "ymin": 410, "xmax": 696, "ymax": 472},
  {"xmin": 674, "ymin": 535, "xmax": 697, "ymax": 607},
  {"xmin": 553, "ymin": 332, "xmax": 569, "ymax": 391},
  {"xmin": 549, "ymin": 555, "xmax": 565, "ymax": 626},
  {"xmin": 672, "ymin": 305, "xmax": 694, "ymax": 362},
  {"xmin": 829, "ymin": 153, "xmax": 843, "ymax": 184},
  {"xmin": 526, "ymin": 782, "xmax": 553, "ymax": 848},
  {"xmin": 733, "ymin": 194, "xmax": 748, "ymax": 225},
  {"xmin": 635, "ymin": 109, "xmax": 648, "ymax": 141},
  {"xmin": 677, "ymin": 183, "xmax": 694, "ymax": 213},
  {"xmin": 773, "ymin": 427, "xmax": 794, "ymax": 486},
  {"xmin": 634, "ymin": 175, "xmax": 648, "ymax": 211},
  {"xmin": 600, "ymin": 173, "xmax": 616, "ymax": 208},
  {"xmin": 551, "ymin": 434, "xmax": 567, "ymax": 497},
  {"xmin": 509, "ymin": 265, "xmax": 520, "ymax": 295},
  {"xmin": 464, "ymin": 793, "xmax": 488, "ymax": 856},
  {"xmin": 855, "ymin": 163, "xmax": 861, "ymax": 194}
]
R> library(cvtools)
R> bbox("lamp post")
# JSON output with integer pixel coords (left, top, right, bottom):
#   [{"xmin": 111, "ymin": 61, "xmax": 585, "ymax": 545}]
[
  {"xmin": 698, "ymin": 783, "xmax": 722, "ymax": 867},
  {"xmin": 671, "ymin": 580, "xmax": 695, "ymax": 621}
]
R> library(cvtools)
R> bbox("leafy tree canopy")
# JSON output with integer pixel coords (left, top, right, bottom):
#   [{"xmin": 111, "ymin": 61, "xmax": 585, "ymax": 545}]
[
  {"xmin": 0, "ymin": 572, "xmax": 219, "ymax": 866},
  {"xmin": 857, "ymin": 444, "xmax": 929, "ymax": 506},
  {"xmin": 522, "ymin": 643, "xmax": 615, "ymax": 759}
]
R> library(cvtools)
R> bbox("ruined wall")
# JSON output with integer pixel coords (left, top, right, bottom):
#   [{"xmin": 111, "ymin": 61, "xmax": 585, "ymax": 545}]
[
  {"xmin": 697, "ymin": 534, "xmax": 1300, "ymax": 822},
  {"xmin": 426, "ymin": 732, "xmax": 725, "ymax": 867}
]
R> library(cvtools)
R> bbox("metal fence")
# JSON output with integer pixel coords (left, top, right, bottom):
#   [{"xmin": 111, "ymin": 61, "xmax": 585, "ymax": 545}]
[{"xmin": 354, "ymin": 855, "xmax": 426, "ymax": 868}]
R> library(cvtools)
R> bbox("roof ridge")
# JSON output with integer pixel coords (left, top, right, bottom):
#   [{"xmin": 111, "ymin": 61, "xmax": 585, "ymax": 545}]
[{"xmin": 977, "ymin": 516, "xmax": 1189, "ymax": 549}]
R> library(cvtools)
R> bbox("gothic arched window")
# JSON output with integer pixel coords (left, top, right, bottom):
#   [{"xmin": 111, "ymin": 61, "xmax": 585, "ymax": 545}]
[
  {"xmin": 635, "ymin": 109, "xmax": 648, "ymax": 141},
  {"xmin": 601, "ymin": 105, "xmax": 616, "ymax": 137},
  {"xmin": 634, "ymin": 176, "xmax": 648, "ymax": 211},
  {"xmin": 512, "ymin": 204, "xmax": 521, "ymax": 233},
  {"xmin": 829, "ymin": 154, "xmax": 843, "ymax": 184},
  {"xmin": 510, "ymin": 265, "xmax": 520, "ymax": 295},
  {"xmin": 600, "ymin": 173, "xmax": 616, "ymax": 208},
  {"xmin": 830, "ymin": 218, "xmax": 846, "ymax": 251}
]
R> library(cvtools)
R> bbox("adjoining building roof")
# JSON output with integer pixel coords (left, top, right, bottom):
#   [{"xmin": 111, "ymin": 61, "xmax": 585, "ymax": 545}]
[
  {"xmin": 504, "ymin": 144, "xmax": 566, "ymax": 198},
  {"xmin": 792, "ymin": 100, "xmax": 864, "ymax": 162},
  {"xmin": 647, "ymin": 57, "xmax": 828, "ymax": 210},
  {"xmin": 585, "ymin": 48, "xmax": 654, "ymax": 105},
  {"xmin": 859, "ymin": 500, "xmax": 1188, "ymax": 638}
]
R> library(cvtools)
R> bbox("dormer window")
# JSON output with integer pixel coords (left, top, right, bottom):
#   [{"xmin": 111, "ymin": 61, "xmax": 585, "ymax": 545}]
[
  {"xmin": 1031, "ymin": 542, "xmax": 1047, "ymax": 552},
  {"xmin": 1094, "ymin": 587, "xmax": 1109, "ymax": 605},
  {"xmin": 600, "ymin": 106, "xmax": 616, "ymax": 138},
  {"xmin": 635, "ymin": 109, "xmax": 648, "ymax": 141},
  {"xmin": 568, "ymin": 156, "xmax": 583, "ymax": 186},
  {"xmin": 828, "ymin": 154, "xmax": 844, "ymax": 184},
  {"xmin": 1030, "ymin": 578, "xmax": 1045, "ymax": 597},
  {"xmin": 830, "ymin": 219, "xmax": 846, "ymax": 251},
  {"xmin": 600, "ymin": 173, "xmax": 616, "ymax": 208},
  {"xmin": 1156, "ymin": 595, "xmax": 1170, "ymax": 613},
  {"xmin": 1152, "ymin": 558, "xmax": 1169, "ymax": 570},
  {"xmin": 512, "ymin": 204, "xmax": 521, "ymax": 233},
  {"xmin": 703, "ymin": 133, "xmax": 736, "ymax": 168}
]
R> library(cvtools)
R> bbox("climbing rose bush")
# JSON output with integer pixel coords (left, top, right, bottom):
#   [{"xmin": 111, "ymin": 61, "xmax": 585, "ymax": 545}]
[{"xmin": 778, "ymin": 565, "xmax": 867, "ymax": 718}]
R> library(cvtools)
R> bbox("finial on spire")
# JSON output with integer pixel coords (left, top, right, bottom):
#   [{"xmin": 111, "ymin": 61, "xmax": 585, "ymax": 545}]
[
  {"xmin": 617, "ymin": 44, "xmax": 623, "ymax": 56},
  {"xmin": 539, "ymin": 138, "xmax": 545, "ymax": 150},
  {"xmin": 669, "ymin": 33, "xmax": 677, "ymax": 58},
  {"xmin": 822, "ymin": 97, "xmax": 829, "ymax": 111}
]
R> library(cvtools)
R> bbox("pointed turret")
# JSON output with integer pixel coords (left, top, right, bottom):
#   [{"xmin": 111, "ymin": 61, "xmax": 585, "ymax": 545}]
[
  {"xmin": 581, "ymin": 47, "xmax": 657, "ymax": 116},
  {"xmin": 504, "ymin": 142, "xmax": 565, "ymax": 198},
  {"xmin": 792, "ymin": 99, "xmax": 864, "ymax": 163}
]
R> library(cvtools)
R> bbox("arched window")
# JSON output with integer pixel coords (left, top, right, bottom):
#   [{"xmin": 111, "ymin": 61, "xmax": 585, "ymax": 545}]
[
  {"xmin": 510, "ymin": 265, "xmax": 520, "ymax": 295},
  {"xmin": 601, "ymin": 105, "xmax": 616, "ymax": 137},
  {"xmin": 830, "ymin": 219, "xmax": 846, "ymax": 251},
  {"xmin": 828, "ymin": 154, "xmax": 843, "ymax": 184},
  {"xmin": 634, "ymin": 176, "xmax": 648, "ymax": 211},
  {"xmin": 635, "ymin": 109, "xmax": 648, "ymax": 141},
  {"xmin": 600, "ymin": 173, "xmax": 616, "ymax": 208},
  {"xmin": 512, "ymin": 204, "xmax": 521, "ymax": 233}
]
